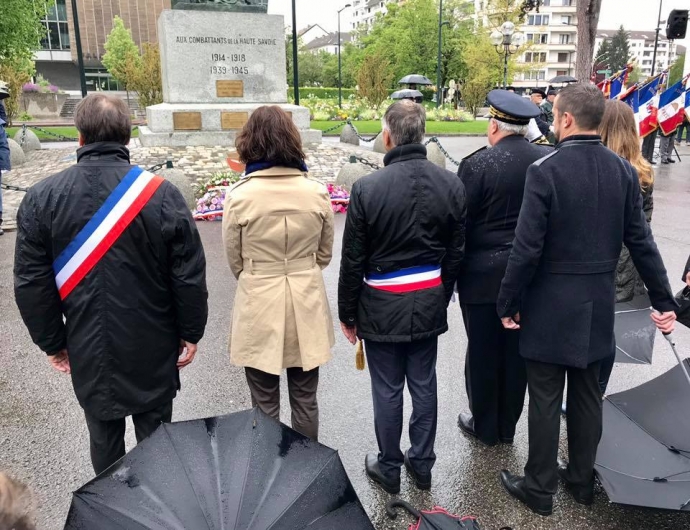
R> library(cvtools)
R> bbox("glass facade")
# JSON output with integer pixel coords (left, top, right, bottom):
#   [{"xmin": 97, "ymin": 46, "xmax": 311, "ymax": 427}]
[{"xmin": 40, "ymin": 0, "xmax": 70, "ymax": 50}]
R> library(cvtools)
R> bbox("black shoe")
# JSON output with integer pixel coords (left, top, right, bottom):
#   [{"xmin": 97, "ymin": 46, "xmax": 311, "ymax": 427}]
[
  {"xmin": 0, "ymin": 218, "xmax": 3, "ymax": 236},
  {"xmin": 500, "ymin": 470, "xmax": 553, "ymax": 516},
  {"xmin": 404, "ymin": 450, "xmax": 431, "ymax": 490},
  {"xmin": 557, "ymin": 459, "xmax": 594, "ymax": 506},
  {"xmin": 499, "ymin": 436, "xmax": 514, "ymax": 444},
  {"xmin": 668, "ymin": 158, "xmax": 676, "ymax": 163},
  {"xmin": 458, "ymin": 413, "xmax": 497, "ymax": 446},
  {"xmin": 661, "ymin": 160, "xmax": 669, "ymax": 164},
  {"xmin": 365, "ymin": 453, "xmax": 400, "ymax": 494}
]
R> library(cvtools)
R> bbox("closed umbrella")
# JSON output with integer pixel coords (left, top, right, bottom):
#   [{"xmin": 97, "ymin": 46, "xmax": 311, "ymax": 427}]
[
  {"xmin": 386, "ymin": 500, "xmax": 483, "ymax": 529},
  {"xmin": 65, "ymin": 408, "xmax": 375, "ymax": 529},
  {"xmin": 614, "ymin": 293, "xmax": 657, "ymax": 364}
]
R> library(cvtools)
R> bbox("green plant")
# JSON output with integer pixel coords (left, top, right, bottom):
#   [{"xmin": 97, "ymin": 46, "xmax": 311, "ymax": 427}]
[
  {"xmin": 18, "ymin": 112, "xmax": 32, "ymax": 121},
  {"xmin": 103, "ymin": 16, "xmax": 141, "ymax": 104},
  {"xmin": 130, "ymin": 43, "xmax": 163, "ymax": 108},
  {"xmin": 357, "ymin": 51, "xmax": 394, "ymax": 110},
  {"xmin": 0, "ymin": 56, "xmax": 32, "ymax": 125}
]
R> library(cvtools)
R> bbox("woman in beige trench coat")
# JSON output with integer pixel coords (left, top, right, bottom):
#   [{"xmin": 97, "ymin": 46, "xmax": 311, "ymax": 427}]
[{"xmin": 222, "ymin": 106, "xmax": 335, "ymax": 440}]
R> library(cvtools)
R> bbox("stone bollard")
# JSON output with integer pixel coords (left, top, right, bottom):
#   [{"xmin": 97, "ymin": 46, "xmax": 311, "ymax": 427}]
[
  {"xmin": 7, "ymin": 138, "xmax": 26, "ymax": 167},
  {"xmin": 425, "ymin": 141, "xmax": 447, "ymax": 169},
  {"xmin": 373, "ymin": 133, "xmax": 386, "ymax": 154},
  {"xmin": 159, "ymin": 168, "xmax": 196, "ymax": 210},
  {"xmin": 13, "ymin": 128, "xmax": 41, "ymax": 153},
  {"xmin": 340, "ymin": 124, "xmax": 360, "ymax": 146},
  {"xmin": 336, "ymin": 160, "xmax": 372, "ymax": 190}
]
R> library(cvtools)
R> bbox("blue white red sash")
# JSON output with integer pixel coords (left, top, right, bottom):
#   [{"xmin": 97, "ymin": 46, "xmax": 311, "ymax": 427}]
[
  {"xmin": 52, "ymin": 166, "xmax": 165, "ymax": 300},
  {"xmin": 364, "ymin": 265, "xmax": 442, "ymax": 293}
]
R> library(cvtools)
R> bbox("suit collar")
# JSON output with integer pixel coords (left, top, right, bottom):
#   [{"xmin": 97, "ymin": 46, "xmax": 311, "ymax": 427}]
[{"xmin": 383, "ymin": 143, "xmax": 427, "ymax": 166}]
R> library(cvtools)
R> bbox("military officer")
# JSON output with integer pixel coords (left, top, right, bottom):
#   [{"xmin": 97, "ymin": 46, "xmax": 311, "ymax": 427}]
[{"xmin": 456, "ymin": 90, "xmax": 553, "ymax": 446}]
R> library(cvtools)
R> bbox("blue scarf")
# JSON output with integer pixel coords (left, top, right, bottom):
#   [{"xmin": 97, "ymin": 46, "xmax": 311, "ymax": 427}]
[{"xmin": 245, "ymin": 160, "xmax": 309, "ymax": 176}]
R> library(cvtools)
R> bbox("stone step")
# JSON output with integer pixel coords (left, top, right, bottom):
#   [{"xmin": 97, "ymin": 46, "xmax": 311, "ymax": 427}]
[{"xmin": 58, "ymin": 94, "xmax": 144, "ymax": 119}]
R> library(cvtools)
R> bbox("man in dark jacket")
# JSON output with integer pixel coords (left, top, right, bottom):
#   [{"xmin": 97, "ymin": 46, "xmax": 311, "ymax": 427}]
[
  {"xmin": 14, "ymin": 94, "xmax": 208, "ymax": 475},
  {"xmin": 456, "ymin": 90, "xmax": 552, "ymax": 447},
  {"xmin": 497, "ymin": 83, "xmax": 677, "ymax": 516},
  {"xmin": 685, "ymin": 255, "xmax": 690, "ymax": 287},
  {"xmin": 338, "ymin": 100, "xmax": 466, "ymax": 494},
  {"xmin": 0, "ymin": 89, "xmax": 9, "ymax": 236}
]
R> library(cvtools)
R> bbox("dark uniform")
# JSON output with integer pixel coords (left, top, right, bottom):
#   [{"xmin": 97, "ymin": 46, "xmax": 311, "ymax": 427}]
[
  {"xmin": 497, "ymin": 135, "xmax": 677, "ymax": 511},
  {"xmin": 457, "ymin": 90, "xmax": 552, "ymax": 446}
]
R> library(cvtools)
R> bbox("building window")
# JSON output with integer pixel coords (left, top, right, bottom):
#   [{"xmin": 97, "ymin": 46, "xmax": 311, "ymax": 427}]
[
  {"xmin": 559, "ymin": 34, "xmax": 571, "ymax": 44},
  {"xmin": 642, "ymin": 60, "xmax": 652, "ymax": 65},
  {"xmin": 561, "ymin": 15, "xmax": 571, "ymax": 25},
  {"xmin": 527, "ymin": 14, "xmax": 550, "ymax": 25},
  {"xmin": 526, "ymin": 33, "xmax": 548, "ymax": 44},
  {"xmin": 524, "ymin": 70, "xmax": 546, "ymax": 81},
  {"xmin": 542, "ymin": 0, "xmax": 550, "ymax": 5},
  {"xmin": 85, "ymin": 68, "xmax": 123, "ymax": 91},
  {"xmin": 524, "ymin": 52, "xmax": 547, "ymax": 63},
  {"xmin": 561, "ymin": 0, "xmax": 573, "ymax": 5},
  {"xmin": 40, "ymin": 0, "xmax": 70, "ymax": 50},
  {"xmin": 557, "ymin": 52, "xmax": 569, "ymax": 62}
]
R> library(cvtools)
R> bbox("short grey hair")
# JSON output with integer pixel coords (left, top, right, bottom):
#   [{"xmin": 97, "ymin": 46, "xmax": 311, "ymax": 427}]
[
  {"xmin": 381, "ymin": 100, "xmax": 426, "ymax": 146},
  {"xmin": 493, "ymin": 118, "xmax": 529, "ymax": 137}
]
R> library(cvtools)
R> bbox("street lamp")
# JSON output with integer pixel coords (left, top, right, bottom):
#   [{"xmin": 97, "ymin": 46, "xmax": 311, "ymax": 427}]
[
  {"xmin": 338, "ymin": 4, "xmax": 351, "ymax": 109},
  {"xmin": 491, "ymin": 21, "xmax": 524, "ymax": 89},
  {"xmin": 292, "ymin": 0, "xmax": 299, "ymax": 105}
]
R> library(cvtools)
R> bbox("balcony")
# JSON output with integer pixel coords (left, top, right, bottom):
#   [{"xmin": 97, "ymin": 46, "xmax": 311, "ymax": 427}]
[{"xmin": 548, "ymin": 42, "xmax": 577, "ymax": 51}]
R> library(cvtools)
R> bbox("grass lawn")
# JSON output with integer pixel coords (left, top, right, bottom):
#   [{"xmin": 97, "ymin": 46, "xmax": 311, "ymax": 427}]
[
  {"xmin": 312, "ymin": 120, "xmax": 488, "ymax": 135},
  {"xmin": 6, "ymin": 126, "xmax": 139, "ymax": 141}
]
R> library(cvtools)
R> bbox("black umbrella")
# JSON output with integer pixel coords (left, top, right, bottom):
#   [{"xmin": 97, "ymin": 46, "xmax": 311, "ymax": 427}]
[
  {"xmin": 548, "ymin": 75, "xmax": 578, "ymax": 84},
  {"xmin": 391, "ymin": 89, "xmax": 424, "ymax": 100},
  {"xmin": 596, "ymin": 353, "xmax": 690, "ymax": 511},
  {"xmin": 386, "ymin": 499, "xmax": 483, "ymax": 529},
  {"xmin": 65, "ymin": 408, "xmax": 375, "ymax": 529},
  {"xmin": 399, "ymin": 74, "xmax": 433, "ymax": 86},
  {"xmin": 614, "ymin": 293, "xmax": 657, "ymax": 364}
]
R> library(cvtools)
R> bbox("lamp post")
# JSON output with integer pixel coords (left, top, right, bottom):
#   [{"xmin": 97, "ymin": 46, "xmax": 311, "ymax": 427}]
[
  {"xmin": 490, "ymin": 22, "xmax": 524, "ymax": 89},
  {"xmin": 292, "ymin": 0, "xmax": 300, "ymax": 105},
  {"xmin": 70, "ymin": 0, "xmax": 88, "ymax": 97},
  {"xmin": 436, "ymin": 0, "xmax": 444, "ymax": 108},
  {"xmin": 338, "ymin": 4, "xmax": 351, "ymax": 109},
  {"xmin": 651, "ymin": 0, "xmax": 663, "ymax": 76}
]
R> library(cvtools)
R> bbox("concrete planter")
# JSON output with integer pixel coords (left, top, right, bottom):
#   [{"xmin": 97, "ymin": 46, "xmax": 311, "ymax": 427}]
[{"xmin": 21, "ymin": 92, "xmax": 68, "ymax": 119}]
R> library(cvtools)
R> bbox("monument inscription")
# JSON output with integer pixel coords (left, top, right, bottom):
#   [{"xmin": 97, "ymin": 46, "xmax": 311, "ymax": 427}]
[
  {"xmin": 173, "ymin": 112, "xmax": 202, "ymax": 130},
  {"xmin": 159, "ymin": 10, "xmax": 287, "ymax": 104}
]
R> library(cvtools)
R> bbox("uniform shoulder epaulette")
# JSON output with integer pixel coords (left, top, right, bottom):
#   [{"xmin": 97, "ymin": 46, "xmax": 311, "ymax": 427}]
[
  {"xmin": 532, "ymin": 149, "xmax": 560, "ymax": 167},
  {"xmin": 461, "ymin": 146, "xmax": 488, "ymax": 161}
]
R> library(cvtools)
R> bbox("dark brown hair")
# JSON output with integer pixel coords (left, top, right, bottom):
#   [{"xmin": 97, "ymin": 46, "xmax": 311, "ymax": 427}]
[
  {"xmin": 554, "ymin": 83, "xmax": 606, "ymax": 131},
  {"xmin": 235, "ymin": 106, "xmax": 305, "ymax": 167},
  {"xmin": 74, "ymin": 93, "xmax": 131, "ymax": 145}
]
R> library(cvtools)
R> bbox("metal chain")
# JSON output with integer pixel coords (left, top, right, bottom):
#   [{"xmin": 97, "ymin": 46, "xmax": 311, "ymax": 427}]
[
  {"xmin": 346, "ymin": 119, "xmax": 381, "ymax": 143},
  {"xmin": 349, "ymin": 155, "xmax": 381, "ymax": 171},
  {"xmin": 19, "ymin": 124, "xmax": 27, "ymax": 147},
  {"xmin": 321, "ymin": 121, "xmax": 346, "ymax": 134},
  {"xmin": 1, "ymin": 182, "xmax": 29, "ymax": 192},
  {"xmin": 425, "ymin": 137, "xmax": 462, "ymax": 167},
  {"xmin": 24, "ymin": 125, "xmax": 78, "ymax": 141}
]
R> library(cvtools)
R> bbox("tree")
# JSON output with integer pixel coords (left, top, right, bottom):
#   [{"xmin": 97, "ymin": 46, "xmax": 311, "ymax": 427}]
[
  {"xmin": 669, "ymin": 54, "xmax": 686, "ymax": 86},
  {"xmin": 575, "ymin": 0, "xmax": 603, "ymax": 82},
  {"xmin": 0, "ymin": 0, "xmax": 50, "ymax": 64},
  {"xmin": 595, "ymin": 26, "xmax": 630, "ymax": 73},
  {"xmin": 129, "ymin": 44, "xmax": 163, "ymax": 109},
  {"xmin": 103, "ymin": 16, "xmax": 141, "ymax": 103},
  {"xmin": 461, "ymin": 32, "xmax": 506, "ymax": 116},
  {"xmin": 0, "ymin": 56, "xmax": 32, "ymax": 125},
  {"xmin": 356, "ymin": 51, "xmax": 394, "ymax": 109}
]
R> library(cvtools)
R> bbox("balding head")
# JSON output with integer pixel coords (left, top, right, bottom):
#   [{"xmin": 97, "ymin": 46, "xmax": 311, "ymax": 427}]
[
  {"xmin": 74, "ymin": 93, "xmax": 131, "ymax": 146},
  {"xmin": 382, "ymin": 100, "xmax": 426, "ymax": 149}
]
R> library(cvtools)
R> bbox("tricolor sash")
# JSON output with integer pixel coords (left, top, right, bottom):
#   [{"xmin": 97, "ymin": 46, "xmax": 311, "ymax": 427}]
[
  {"xmin": 364, "ymin": 265, "xmax": 442, "ymax": 293},
  {"xmin": 52, "ymin": 166, "xmax": 164, "ymax": 300}
]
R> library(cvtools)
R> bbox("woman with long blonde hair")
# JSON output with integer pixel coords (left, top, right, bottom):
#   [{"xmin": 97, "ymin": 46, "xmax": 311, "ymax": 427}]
[{"xmin": 598, "ymin": 99, "xmax": 655, "ymax": 393}]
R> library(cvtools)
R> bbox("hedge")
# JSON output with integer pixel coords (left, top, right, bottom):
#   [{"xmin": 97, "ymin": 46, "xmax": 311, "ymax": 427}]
[{"xmin": 289, "ymin": 87, "xmax": 437, "ymax": 101}]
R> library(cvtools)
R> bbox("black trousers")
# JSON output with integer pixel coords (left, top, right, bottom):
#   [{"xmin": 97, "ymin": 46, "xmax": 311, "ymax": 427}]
[
  {"xmin": 641, "ymin": 130, "xmax": 657, "ymax": 164},
  {"xmin": 461, "ymin": 303, "xmax": 526, "ymax": 445},
  {"xmin": 523, "ymin": 360, "xmax": 603, "ymax": 499},
  {"xmin": 365, "ymin": 337, "xmax": 438, "ymax": 480},
  {"xmin": 599, "ymin": 352, "xmax": 615, "ymax": 395},
  {"xmin": 84, "ymin": 400, "xmax": 173, "ymax": 475},
  {"xmin": 245, "ymin": 366, "xmax": 320, "ymax": 441}
]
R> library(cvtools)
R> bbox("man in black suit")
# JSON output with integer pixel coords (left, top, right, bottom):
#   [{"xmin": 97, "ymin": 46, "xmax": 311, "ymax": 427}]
[
  {"xmin": 457, "ymin": 90, "xmax": 552, "ymax": 447},
  {"xmin": 497, "ymin": 83, "xmax": 677, "ymax": 516}
]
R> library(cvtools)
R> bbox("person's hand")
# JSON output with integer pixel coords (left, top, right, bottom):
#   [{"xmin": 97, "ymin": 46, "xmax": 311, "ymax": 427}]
[
  {"xmin": 686, "ymin": 270, "xmax": 690, "ymax": 288},
  {"xmin": 501, "ymin": 313, "xmax": 521, "ymax": 330},
  {"xmin": 340, "ymin": 322, "xmax": 358, "ymax": 345},
  {"xmin": 177, "ymin": 340, "xmax": 197, "ymax": 369},
  {"xmin": 48, "ymin": 350, "xmax": 70, "ymax": 374},
  {"xmin": 651, "ymin": 311, "xmax": 676, "ymax": 335}
]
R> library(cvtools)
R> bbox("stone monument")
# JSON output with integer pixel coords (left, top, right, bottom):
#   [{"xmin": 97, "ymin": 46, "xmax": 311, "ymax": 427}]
[{"xmin": 139, "ymin": 2, "xmax": 321, "ymax": 147}]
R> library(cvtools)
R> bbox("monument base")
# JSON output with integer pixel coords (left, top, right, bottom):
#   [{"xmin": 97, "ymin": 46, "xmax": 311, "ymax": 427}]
[{"xmin": 140, "ymin": 102, "xmax": 322, "ymax": 147}]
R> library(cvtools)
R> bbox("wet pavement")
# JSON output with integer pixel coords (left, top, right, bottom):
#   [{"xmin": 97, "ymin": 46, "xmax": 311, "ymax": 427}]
[{"xmin": 1, "ymin": 140, "xmax": 690, "ymax": 529}]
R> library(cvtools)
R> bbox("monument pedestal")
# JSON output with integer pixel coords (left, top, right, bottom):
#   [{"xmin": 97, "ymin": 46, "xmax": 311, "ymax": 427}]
[{"xmin": 141, "ymin": 9, "xmax": 321, "ymax": 148}]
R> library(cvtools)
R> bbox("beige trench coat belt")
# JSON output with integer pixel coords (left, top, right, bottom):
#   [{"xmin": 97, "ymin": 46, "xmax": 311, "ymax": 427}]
[{"xmin": 243, "ymin": 254, "xmax": 317, "ymax": 275}]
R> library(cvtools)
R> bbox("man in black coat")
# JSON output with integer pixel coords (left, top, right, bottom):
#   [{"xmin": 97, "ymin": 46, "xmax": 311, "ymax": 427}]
[
  {"xmin": 496, "ymin": 83, "xmax": 677, "ymax": 516},
  {"xmin": 14, "ymin": 94, "xmax": 208, "ymax": 475},
  {"xmin": 338, "ymin": 100, "xmax": 466, "ymax": 494},
  {"xmin": 456, "ymin": 90, "xmax": 552, "ymax": 447}
]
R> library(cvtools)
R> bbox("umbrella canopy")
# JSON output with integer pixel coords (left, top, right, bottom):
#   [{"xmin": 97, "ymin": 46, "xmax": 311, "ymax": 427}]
[
  {"xmin": 596, "ymin": 359, "xmax": 690, "ymax": 511},
  {"xmin": 548, "ymin": 75, "xmax": 578, "ymax": 84},
  {"xmin": 398, "ymin": 74, "xmax": 433, "ymax": 86},
  {"xmin": 386, "ymin": 500, "xmax": 483, "ymax": 529},
  {"xmin": 614, "ymin": 293, "xmax": 657, "ymax": 364},
  {"xmin": 65, "ymin": 408, "xmax": 375, "ymax": 529},
  {"xmin": 391, "ymin": 89, "xmax": 423, "ymax": 100}
]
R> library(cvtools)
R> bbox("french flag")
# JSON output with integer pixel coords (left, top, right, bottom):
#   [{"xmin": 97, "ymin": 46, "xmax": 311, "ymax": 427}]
[
  {"xmin": 636, "ymin": 76, "xmax": 661, "ymax": 138},
  {"xmin": 658, "ymin": 80, "xmax": 687, "ymax": 135},
  {"xmin": 609, "ymin": 67, "xmax": 630, "ymax": 99},
  {"xmin": 685, "ymin": 88, "xmax": 690, "ymax": 121}
]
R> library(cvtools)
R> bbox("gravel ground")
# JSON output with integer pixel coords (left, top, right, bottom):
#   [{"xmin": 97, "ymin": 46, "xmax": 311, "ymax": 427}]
[{"xmin": 1, "ymin": 142, "xmax": 689, "ymax": 530}]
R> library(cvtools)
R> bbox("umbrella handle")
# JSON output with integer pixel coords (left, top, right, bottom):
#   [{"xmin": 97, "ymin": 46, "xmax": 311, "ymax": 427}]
[
  {"xmin": 663, "ymin": 333, "xmax": 690, "ymax": 389},
  {"xmin": 386, "ymin": 499, "xmax": 421, "ymax": 519}
]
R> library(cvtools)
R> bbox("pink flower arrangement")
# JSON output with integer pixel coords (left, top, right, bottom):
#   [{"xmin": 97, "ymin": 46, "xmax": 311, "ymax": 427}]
[
  {"xmin": 328, "ymin": 184, "xmax": 350, "ymax": 214},
  {"xmin": 193, "ymin": 188, "xmax": 228, "ymax": 221}
]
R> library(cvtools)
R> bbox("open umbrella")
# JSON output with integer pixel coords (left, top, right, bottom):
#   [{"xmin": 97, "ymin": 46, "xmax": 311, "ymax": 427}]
[
  {"xmin": 65, "ymin": 408, "xmax": 375, "ymax": 529},
  {"xmin": 548, "ymin": 75, "xmax": 577, "ymax": 84},
  {"xmin": 614, "ymin": 293, "xmax": 657, "ymax": 364},
  {"xmin": 399, "ymin": 74, "xmax": 433, "ymax": 86},
  {"xmin": 391, "ymin": 89, "xmax": 424, "ymax": 100},
  {"xmin": 386, "ymin": 499, "xmax": 483, "ymax": 529},
  {"xmin": 596, "ymin": 347, "xmax": 690, "ymax": 511}
]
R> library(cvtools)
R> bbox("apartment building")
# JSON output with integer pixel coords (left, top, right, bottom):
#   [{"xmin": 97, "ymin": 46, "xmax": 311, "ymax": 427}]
[
  {"xmin": 344, "ymin": 0, "xmax": 399, "ymax": 32},
  {"xmin": 595, "ymin": 30, "xmax": 685, "ymax": 78}
]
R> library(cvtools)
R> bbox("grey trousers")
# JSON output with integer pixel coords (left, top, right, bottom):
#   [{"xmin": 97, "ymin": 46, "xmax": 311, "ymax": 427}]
[
  {"xmin": 245, "ymin": 366, "xmax": 320, "ymax": 440},
  {"xmin": 659, "ymin": 134, "xmax": 675, "ymax": 161}
]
